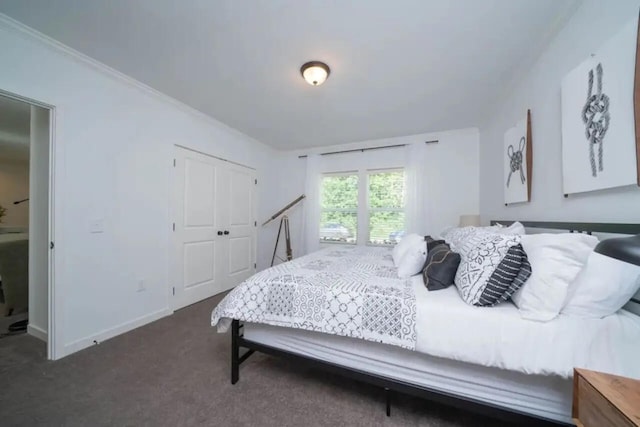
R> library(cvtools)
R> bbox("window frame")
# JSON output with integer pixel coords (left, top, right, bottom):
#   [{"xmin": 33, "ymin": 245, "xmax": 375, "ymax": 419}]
[
  {"xmin": 319, "ymin": 171, "xmax": 359, "ymax": 245},
  {"xmin": 366, "ymin": 168, "xmax": 406, "ymax": 246},
  {"xmin": 318, "ymin": 168, "xmax": 406, "ymax": 247}
]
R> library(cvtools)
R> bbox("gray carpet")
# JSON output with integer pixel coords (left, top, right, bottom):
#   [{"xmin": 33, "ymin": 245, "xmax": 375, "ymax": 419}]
[
  {"xmin": 0, "ymin": 294, "xmax": 553, "ymax": 426},
  {"xmin": 0, "ymin": 310, "xmax": 28, "ymax": 335}
]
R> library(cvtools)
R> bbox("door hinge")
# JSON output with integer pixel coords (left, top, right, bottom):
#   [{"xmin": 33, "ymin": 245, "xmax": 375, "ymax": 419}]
[
  {"xmin": 50, "ymin": 241, "xmax": 55, "ymax": 250},
  {"xmin": 173, "ymin": 158, "xmax": 176, "ymax": 167},
  {"xmin": 172, "ymin": 287, "xmax": 175, "ymax": 296},
  {"xmin": 254, "ymin": 263, "xmax": 257, "ymax": 269},
  {"xmin": 254, "ymin": 221, "xmax": 257, "ymax": 227},
  {"xmin": 254, "ymin": 178, "xmax": 257, "ymax": 185},
  {"xmin": 172, "ymin": 223, "xmax": 175, "ymax": 231}
]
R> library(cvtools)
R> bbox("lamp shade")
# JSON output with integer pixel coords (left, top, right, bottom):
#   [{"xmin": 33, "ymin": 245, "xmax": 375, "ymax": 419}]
[
  {"xmin": 301, "ymin": 61, "xmax": 330, "ymax": 86},
  {"xmin": 595, "ymin": 234, "xmax": 640, "ymax": 266},
  {"xmin": 459, "ymin": 214, "xmax": 481, "ymax": 227}
]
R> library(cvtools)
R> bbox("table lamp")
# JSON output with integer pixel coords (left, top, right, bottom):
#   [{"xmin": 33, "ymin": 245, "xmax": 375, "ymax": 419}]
[{"xmin": 459, "ymin": 215, "xmax": 481, "ymax": 227}]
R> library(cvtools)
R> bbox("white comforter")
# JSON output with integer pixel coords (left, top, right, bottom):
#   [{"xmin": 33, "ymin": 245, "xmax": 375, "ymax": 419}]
[
  {"xmin": 213, "ymin": 245, "xmax": 640, "ymax": 379},
  {"xmin": 413, "ymin": 276, "xmax": 640, "ymax": 379}
]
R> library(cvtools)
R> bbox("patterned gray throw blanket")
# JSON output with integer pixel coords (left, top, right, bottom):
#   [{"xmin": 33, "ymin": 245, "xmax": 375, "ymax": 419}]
[{"xmin": 211, "ymin": 246, "xmax": 417, "ymax": 349}]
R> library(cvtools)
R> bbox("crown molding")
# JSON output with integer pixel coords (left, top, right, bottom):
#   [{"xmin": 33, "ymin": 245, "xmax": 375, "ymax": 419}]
[{"xmin": 0, "ymin": 13, "xmax": 267, "ymax": 148}]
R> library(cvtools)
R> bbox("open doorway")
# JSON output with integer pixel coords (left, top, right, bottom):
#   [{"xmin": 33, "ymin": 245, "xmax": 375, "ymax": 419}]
[{"xmin": 0, "ymin": 93, "xmax": 53, "ymax": 359}]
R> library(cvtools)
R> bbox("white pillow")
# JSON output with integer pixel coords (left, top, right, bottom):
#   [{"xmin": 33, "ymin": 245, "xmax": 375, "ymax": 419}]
[
  {"xmin": 396, "ymin": 239, "xmax": 427, "ymax": 279},
  {"xmin": 392, "ymin": 233, "xmax": 423, "ymax": 266},
  {"xmin": 511, "ymin": 233, "xmax": 598, "ymax": 321},
  {"xmin": 562, "ymin": 251, "xmax": 640, "ymax": 318},
  {"xmin": 496, "ymin": 221, "xmax": 526, "ymax": 235}
]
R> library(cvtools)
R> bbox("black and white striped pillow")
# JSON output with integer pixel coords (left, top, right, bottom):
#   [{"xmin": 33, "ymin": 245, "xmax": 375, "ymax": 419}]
[{"xmin": 454, "ymin": 232, "xmax": 531, "ymax": 307}]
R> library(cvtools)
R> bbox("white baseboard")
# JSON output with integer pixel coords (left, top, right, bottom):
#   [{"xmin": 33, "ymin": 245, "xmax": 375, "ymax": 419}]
[
  {"xmin": 27, "ymin": 324, "xmax": 48, "ymax": 342},
  {"xmin": 63, "ymin": 308, "xmax": 172, "ymax": 357}
]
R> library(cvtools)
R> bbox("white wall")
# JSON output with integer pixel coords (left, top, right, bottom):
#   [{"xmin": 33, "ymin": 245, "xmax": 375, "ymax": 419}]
[
  {"xmin": 28, "ymin": 105, "xmax": 49, "ymax": 340},
  {"xmin": 258, "ymin": 152, "xmax": 306, "ymax": 269},
  {"xmin": 0, "ymin": 158, "xmax": 29, "ymax": 227},
  {"xmin": 420, "ymin": 128, "xmax": 480, "ymax": 235},
  {"xmin": 259, "ymin": 127, "xmax": 480, "ymax": 263},
  {"xmin": 479, "ymin": 0, "xmax": 640, "ymax": 224},
  {"xmin": 0, "ymin": 11, "xmax": 480, "ymax": 357},
  {"xmin": 0, "ymin": 16, "xmax": 276, "ymax": 358}
]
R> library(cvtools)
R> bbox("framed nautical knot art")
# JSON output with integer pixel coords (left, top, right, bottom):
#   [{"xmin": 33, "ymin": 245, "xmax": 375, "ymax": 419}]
[
  {"xmin": 560, "ymin": 14, "xmax": 640, "ymax": 195},
  {"xmin": 504, "ymin": 110, "xmax": 532, "ymax": 205}
]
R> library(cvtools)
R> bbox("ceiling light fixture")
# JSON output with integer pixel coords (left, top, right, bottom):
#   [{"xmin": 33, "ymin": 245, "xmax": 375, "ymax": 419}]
[{"xmin": 300, "ymin": 61, "xmax": 330, "ymax": 86}]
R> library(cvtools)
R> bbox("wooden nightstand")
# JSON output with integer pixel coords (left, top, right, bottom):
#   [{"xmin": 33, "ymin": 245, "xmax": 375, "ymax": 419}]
[{"xmin": 573, "ymin": 368, "xmax": 640, "ymax": 426}]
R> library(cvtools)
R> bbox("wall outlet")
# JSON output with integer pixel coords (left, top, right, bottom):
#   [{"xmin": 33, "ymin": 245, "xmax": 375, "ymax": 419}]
[{"xmin": 137, "ymin": 279, "xmax": 146, "ymax": 292}]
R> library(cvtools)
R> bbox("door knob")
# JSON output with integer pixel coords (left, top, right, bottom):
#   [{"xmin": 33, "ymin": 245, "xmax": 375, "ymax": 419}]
[
  {"xmin": 223, "ymin": 230, "xmax": 230, "ymax": 235},
  {"xmin": 217, "ymin": 231, "xmax": 223, "ymax": 236}
]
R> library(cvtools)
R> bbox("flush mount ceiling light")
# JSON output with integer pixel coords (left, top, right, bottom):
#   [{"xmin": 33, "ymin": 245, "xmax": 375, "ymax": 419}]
[{"xmin": 300, "ymin": 61, "xmax": 330, "ymax": 86}]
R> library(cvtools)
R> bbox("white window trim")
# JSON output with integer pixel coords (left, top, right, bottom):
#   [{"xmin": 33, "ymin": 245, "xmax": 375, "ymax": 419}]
[
  {"xmin": 320, "ymin": 167, "xmax": 405, "ymax": 247},
  {"xmin": 366, "ymin": 168, "xmax": 405, "ymax": 246},
  {"xmin": 320, "ymin": 171, "xmax": 359, "ymax": 245}
]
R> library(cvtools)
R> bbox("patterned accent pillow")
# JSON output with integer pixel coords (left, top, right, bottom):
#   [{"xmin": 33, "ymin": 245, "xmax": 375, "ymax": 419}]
[
  {"xmin": 442, "ymin": 226, "xmax": 488, "ymax": 251},
  {"xmin": 442, "ymin": 225, "xmax": 510, "ymax": 251},
  {"xmin": 422, "ymin": 243, "xmax": 461, "ymax": 291},
  {"xmin": 441, "ymin": 226, "xmax": 474, "ymax": 248},
  {"xmin": 454, "ymin": 232, "xmax": 532, "ymax": 306},
  {"xmin": 425, "ymin": 235, "xmax": 445, "ymax": 252}
]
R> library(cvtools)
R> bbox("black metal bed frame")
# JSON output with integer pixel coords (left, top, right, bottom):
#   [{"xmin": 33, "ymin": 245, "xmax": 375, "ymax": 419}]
[
  {"xmin": 230, "ymin": 320, "xmax": 565, "ymax": 425},
  {"xmin": 230, "ymin": 220, "xmax": 640, "ymax": 426}
]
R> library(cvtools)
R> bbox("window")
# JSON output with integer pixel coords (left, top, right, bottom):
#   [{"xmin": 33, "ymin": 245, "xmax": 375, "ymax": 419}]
[
  {"xmin": 368, "ymin": 170, "xmax": 405, "ymax": 245},
  {"xmin": 318, "ymin": 169, "xmax": 405, "ymax": 246},
  {"xmin": 319, "ymin": 173, "xmax": 358, "ymax": 243}
]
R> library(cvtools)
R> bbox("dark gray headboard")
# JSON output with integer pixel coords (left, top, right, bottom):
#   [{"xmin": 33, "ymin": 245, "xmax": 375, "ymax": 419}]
[
  {"xmin": 491, "ymin": 220, "xmax": 640, "ymax": 311},
  {"xmin": 489, "ymin": 220, "xmax": 640, "ymax": 235}
]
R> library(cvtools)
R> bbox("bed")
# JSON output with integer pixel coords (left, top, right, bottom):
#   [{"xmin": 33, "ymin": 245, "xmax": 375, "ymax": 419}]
[
  {"xmin": 0, "ymin": 232, "xmax": 29, "ymax": 315},
  {"xmin": 211, "ymin": 221, "xmax": 640, "ymax": 425}
]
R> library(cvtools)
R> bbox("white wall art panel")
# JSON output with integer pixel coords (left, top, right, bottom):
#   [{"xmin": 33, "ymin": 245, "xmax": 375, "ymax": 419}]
[
  {"xmin": 561, "ymin": 15, "xmax": 639, "ymax": 195},
  {"xmin": 504, "ymin": 115, "xmax": 530, "ymax": 204}
]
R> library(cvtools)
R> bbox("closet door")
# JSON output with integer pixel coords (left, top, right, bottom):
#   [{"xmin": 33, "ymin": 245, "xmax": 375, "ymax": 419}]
[
  {"xmin": 223, "ymin": 162, "xmax": 257, "ymax": 287},
  {"xmin": 172, "ymin": 147, "xmax": 226, "ymax": 310},
  {"xmin": 172, "ymin": 146, "xmax": 256, "ymax": 310}
]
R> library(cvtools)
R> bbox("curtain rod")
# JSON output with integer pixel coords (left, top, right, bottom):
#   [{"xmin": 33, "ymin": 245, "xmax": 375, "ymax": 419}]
[{"xmin": 297, "ymin": 139, "xmax": 438, "ymax": 159}]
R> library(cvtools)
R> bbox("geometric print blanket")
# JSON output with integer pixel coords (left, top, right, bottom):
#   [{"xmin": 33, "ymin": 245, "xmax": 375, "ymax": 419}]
[{"xmin": 211, "ymin": 246, "xmax": 417, "ymax": 350}]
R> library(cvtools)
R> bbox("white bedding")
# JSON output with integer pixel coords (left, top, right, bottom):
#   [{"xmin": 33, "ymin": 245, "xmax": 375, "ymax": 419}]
[
  {"xmin": 213, "ymin": 246, "xmax": 640, "ymax": 380},
  {"xmin": 412, "ymin": 276, "xmax": 640, "ymax": 379}
]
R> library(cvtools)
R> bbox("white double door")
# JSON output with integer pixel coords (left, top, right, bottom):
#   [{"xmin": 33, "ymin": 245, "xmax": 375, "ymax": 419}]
[{"xmin": 172, "ymin": 146, "xmax": 256, "ymax": 310}]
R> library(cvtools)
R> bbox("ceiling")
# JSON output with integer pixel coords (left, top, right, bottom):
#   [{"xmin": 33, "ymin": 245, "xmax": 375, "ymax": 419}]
[
  {"xmin": 0, "ymin": 0, "xmax": 580, "ymax": 149},
  {"xmin": 0, "ymin": 95, "xmax": 30, "ymax": 162}
]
